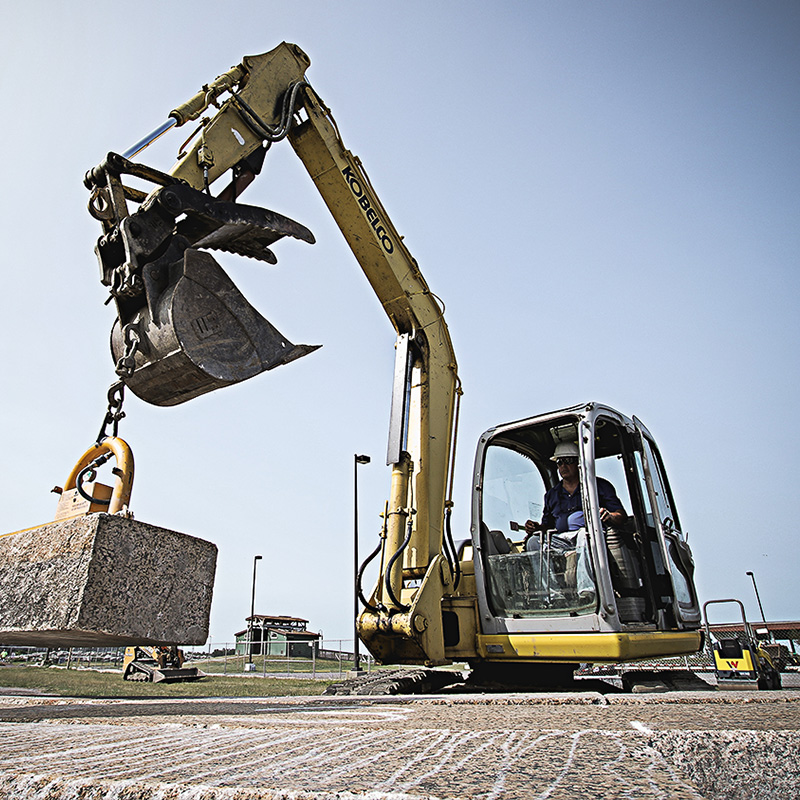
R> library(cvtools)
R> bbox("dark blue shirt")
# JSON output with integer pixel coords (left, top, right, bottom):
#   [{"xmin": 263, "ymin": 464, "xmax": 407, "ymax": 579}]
[{"xmin": 541, "ymin": 477, "xmax": 623, "ymax": 533}]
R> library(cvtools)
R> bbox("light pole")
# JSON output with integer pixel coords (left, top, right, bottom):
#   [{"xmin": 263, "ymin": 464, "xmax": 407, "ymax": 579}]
[
  {"xmin": 745, "ymin": 570, "xmax": 769, "ymax": 636},
  {"xmin": 249, "ymin": 555, "xmax": 262, "ymax": 665},
  {"xmin": 353, "ymin": 454, "xmax": 371, "ymax": 673}
]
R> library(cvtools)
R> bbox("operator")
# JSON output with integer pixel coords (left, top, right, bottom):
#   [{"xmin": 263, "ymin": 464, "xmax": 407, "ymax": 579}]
[
  {"xmin": 524, "ymin": 441, "xmax": 626, "ymax": 537},
  {"xmin": 522, "ymin": 441, "xmax": 626, "ymax": 602}
]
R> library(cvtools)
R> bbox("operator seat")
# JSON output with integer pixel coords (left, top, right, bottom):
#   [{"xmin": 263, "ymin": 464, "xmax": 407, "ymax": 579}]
[{"xmin": 481, "ymin": 522, "xmax": 512, "ymax": 555}]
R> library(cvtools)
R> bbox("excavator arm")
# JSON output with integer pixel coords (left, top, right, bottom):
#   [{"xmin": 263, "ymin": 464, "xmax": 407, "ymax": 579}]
[
  {"xmin": 291, "ymin": 91, "xmax": 461, "ymax": 665},
  {"xmin": 86, "ymin": 43, "xmax": 462, "ymax": 664}
]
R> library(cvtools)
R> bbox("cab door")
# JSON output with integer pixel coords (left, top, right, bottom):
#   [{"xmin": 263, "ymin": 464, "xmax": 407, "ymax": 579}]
[{"xmin": 633, "ymin": 417, "xmax": 701, "ymax": 626}]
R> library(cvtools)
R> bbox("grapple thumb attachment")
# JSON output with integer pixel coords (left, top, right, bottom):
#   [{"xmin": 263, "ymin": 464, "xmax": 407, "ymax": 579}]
[{"xmin": 112, "ymin": 248, "xmax": 320, "ymax": 406}]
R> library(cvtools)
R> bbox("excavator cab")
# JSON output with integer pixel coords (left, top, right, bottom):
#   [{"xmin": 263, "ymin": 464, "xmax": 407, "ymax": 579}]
[{"xmin": 469, "ymin": 402, "xmax": 702, "ymax": 666}]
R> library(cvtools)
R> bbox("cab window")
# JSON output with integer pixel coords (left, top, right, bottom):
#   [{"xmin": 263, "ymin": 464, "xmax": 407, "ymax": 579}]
[{"xmin": 479, "ymin": 438, "xmax": 598, "ymax": 618}]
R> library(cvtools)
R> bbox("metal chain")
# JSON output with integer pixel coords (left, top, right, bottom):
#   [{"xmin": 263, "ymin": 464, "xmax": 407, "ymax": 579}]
[
  {"xmin": 114, "ymin": 323, "xmax": 141, "ymax": 378},
  {"xmin": 96, "ymin": 381, "xmax": 126, "ymax": 444}
]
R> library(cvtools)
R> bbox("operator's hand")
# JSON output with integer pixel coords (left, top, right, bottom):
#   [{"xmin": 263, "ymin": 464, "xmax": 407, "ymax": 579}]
[
  {"xmin": 599, "ymin": 508, "xmax": 619, "ymax": 525},
  {"xmin": 524, "ymin": 519, "xmax": 541, "ymax": 535}
]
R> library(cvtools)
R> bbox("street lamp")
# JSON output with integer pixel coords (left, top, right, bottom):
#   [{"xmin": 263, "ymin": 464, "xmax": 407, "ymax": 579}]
[
  {"xmin": 353, "ymin": 454, "xmax": 371, "ymax": 673},
  {"xmin": 249, "ymin": 555, "xmax": 262, "ymax": 665},
  {"xmin": 745, "ymin": 570, "xmax": 769, "ymax": 636}
]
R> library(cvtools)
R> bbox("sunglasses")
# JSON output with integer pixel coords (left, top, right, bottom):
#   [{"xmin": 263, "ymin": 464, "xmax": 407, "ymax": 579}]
[{"xmin": 555, "ymin": 457, "xmax": 578, "ymax": 466}]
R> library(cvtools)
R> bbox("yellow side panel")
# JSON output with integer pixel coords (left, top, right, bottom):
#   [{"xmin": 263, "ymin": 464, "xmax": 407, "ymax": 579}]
[
  {"xmin": 478, "ymin": 631, "xmax": 702, "ymax": 663},
  {"xmin": 122, "ymin": 646, "xmax": 136, "ymax": 671},
  {"xmin": 714, "ymin": 650, "xmax": 755, "ymax": 673}
]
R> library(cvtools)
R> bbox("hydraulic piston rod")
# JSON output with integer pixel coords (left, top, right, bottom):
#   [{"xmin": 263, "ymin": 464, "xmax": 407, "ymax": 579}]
[{"xmin": 122, "ymin": 119, "xmax": 177, "ymax": 160}]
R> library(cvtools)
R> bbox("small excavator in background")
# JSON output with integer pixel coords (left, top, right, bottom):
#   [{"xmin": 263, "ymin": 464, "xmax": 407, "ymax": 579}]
[
  {"xmin": 122, "ymin": 645, "xmax": 204, "ymax": 683},
  {"xmin": 84, "ymin": 43, "xmax": 704, "ymax": 691}
]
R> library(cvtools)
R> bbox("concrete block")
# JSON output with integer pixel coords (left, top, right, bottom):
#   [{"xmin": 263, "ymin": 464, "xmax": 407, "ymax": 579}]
[{"xmin": 0, "ymin": 513, "xmax": 216, "ymax": 647}]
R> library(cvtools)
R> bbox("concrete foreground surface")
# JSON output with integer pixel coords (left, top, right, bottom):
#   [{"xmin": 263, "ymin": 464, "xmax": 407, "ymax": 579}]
[{"xmin": 0, "ymin": 690, "xmax": 798, "ymax": 800}]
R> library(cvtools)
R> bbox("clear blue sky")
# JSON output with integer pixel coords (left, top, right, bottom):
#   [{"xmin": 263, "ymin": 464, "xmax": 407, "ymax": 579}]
[{"xmin": 1, "ymin": 1, "xmax": 798, "ymax": 645}]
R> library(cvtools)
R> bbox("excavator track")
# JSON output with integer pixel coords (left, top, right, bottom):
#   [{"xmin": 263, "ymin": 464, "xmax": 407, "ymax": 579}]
[
  {"xmin": 323, "ymin": 666, "xmax": 712, "ymax": 696},
  {"xmin": 323, "ymin": 668, "xmax": 465, "ymax": 696},
  {"xmin": 123, "ymin": 670, "xmax": 150, "ymax": 682}
]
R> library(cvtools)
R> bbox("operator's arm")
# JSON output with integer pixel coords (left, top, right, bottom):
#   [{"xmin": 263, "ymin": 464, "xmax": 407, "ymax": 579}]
[
  {"xmin": 525, "ymin": 488, "xmax": 556, "ymax": 535},
  {"xmin": 597, "ymin": 478, "xmax": 626, "ymax": 527}
]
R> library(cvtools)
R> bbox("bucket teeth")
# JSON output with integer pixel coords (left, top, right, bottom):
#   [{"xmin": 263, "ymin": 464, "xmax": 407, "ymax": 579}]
[
  {"xmin": 163, "ymin": 183, "xmax": 316, "ymax": 264},
  {"xmin": 189, "ymin": 223, "xmax": 279, "ymax": 263}
]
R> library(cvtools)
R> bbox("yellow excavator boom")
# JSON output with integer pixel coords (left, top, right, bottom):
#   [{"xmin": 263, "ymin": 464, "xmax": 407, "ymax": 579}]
[{"xmin": 167, "ymin": 43, "xmax": 461, "ymax": 665}]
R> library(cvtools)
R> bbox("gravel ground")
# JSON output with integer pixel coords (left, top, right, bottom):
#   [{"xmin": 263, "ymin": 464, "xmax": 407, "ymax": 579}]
[{"xmin": 0, "ymin": 691, "xmax": 798, "ymax": 799}]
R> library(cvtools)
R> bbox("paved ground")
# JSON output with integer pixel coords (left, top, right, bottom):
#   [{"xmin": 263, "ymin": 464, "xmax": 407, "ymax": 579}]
[{"xmin": 0, "ymin": 690, "xmax": 798, "ymax": 799}]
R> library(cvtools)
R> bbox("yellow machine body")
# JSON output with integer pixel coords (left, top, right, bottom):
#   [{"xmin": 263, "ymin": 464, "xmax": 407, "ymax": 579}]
[
  {"xmin": 703, "ymin": 599, "xmax": 781, "ymax": 691},
  {"xmin": 81, "ymin": 44, "xmax": 705, "ymax": 681},
  {"xmin": 713, "ymin": 646, "xmax": 756, "ymax": 675}
]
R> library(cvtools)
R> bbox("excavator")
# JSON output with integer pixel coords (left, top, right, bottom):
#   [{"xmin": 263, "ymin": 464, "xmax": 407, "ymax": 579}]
[{"xmin": 83, "ymin": 43, "xmax": 703, "ymax": 691}]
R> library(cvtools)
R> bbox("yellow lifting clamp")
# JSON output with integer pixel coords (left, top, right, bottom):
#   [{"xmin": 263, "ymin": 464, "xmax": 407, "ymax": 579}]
[{"xmin": 53, "ymin": 437, "xmax": 135, "ymax": 521}]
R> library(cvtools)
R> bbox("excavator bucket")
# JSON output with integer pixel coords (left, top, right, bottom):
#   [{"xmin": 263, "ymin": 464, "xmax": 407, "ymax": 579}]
[{"xmin": 112, "ymin": 248, "xmax": 320, "ymax": 406}]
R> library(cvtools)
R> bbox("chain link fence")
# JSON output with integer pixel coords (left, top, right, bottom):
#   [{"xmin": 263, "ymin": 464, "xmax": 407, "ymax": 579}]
[
  {"xmin": 0, "ymin": 645, "xmax": 125, "ymax": 670},
  {"xmin": 0, "ymin": 640, "xmax": 374, "ymax": 679},
  {"xmin": 187, "ymin": 640, "xmax": 374, "ymax": 678}
]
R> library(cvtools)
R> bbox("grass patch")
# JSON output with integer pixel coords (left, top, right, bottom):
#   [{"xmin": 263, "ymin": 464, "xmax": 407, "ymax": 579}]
[{"xmin": 0, "ymin": 666, "xmax": 333, "ymax": 698}]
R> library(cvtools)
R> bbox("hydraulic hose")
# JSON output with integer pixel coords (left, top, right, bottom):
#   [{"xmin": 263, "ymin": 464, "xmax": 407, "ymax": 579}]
[
  {"xmin": 357, "ymin": 540, "xmax": 383, "ymax": 612},
  {"xmin": 444, "ymin": 505, "xmax": 462, "ymax": 591},
  {"xmin": 75, "ymin": 454, "xmax": 113, "ymax": 506},
  {"xmin": 384, "ymin": 514, "xmax": 413, "ymax": 612}
]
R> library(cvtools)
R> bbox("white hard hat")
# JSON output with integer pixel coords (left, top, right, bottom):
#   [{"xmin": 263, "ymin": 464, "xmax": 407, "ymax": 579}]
[{"xmin": 551, "ymin": 441, "xmax": 579, "ymax": 461}]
